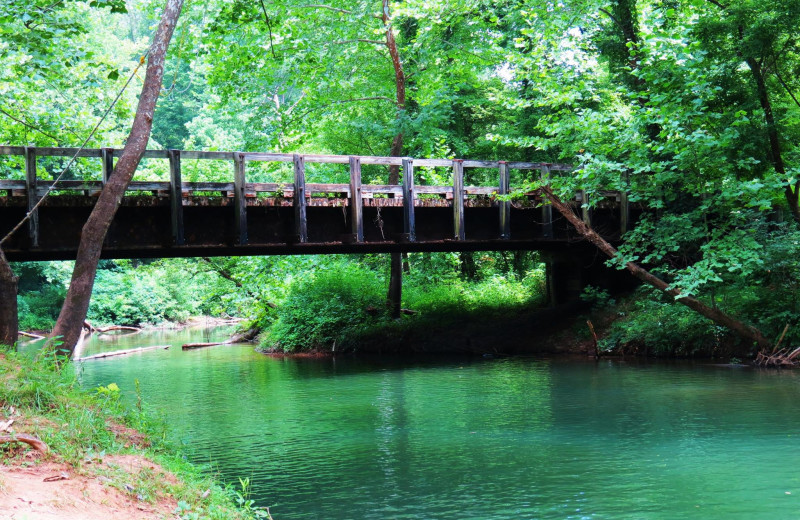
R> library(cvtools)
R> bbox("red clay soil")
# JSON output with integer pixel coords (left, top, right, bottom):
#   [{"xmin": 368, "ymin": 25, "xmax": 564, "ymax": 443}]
[{"xmin": 0, "ymin": 455, "xmax": 178, "ymax": 520}]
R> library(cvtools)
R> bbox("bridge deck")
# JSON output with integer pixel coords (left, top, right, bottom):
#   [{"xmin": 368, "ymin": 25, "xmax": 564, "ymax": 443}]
[{"xmin": 0, "ymin": 146, "xmax": 632, "ymax": 260}]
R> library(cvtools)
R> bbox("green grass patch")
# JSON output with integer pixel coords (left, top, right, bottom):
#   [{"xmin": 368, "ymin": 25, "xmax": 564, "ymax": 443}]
[{"xmin": 0, "ymin": 348, "xmax": 269, "ymax": 519}]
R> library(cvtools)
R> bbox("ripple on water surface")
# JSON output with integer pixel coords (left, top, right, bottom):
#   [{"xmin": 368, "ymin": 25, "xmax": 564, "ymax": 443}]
[{"xmin": 77, "ymin": 334, "xmax": 800, "ymax": 519}]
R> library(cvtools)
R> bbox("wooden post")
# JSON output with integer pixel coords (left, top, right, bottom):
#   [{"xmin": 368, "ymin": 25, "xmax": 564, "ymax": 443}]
[
  {"xmin": 101, "ymin": 147, "xmax": 114, "ymax": 185},
  {"xmin": 580, "ymin": 189, "xmax": 591, "ymax": 227},
  {"xmin": 452, "ymin": 159, "xmax": 465, "ymax": 241},
  {"xmin": 541, "ymin": 165, "xmax": 553, "ymax": 238},
  {"xmin": 402, "ymin": 158, "xmax": 416, "ymax": 242},
  {"xmin": 349, "ymin": 156, "xmax": 363, "ymax": 242},
  {"xmin": 620, "ymin": 171, "xmax": 630, "ymax": 236},
  {"xmin": 24, "ymin": 147, "xmax": 39, "ymax": 247},
  {"xmin": 498, "ymin": 161, "xmax": 510, "ymax": 239},
  {"xmin": 293, "ymin": 154, "xmax": 307, "ymax": 243},
  {"xmin": 233, "ymin": 152, "xmax": 247, "ymax": 245},
  {"xmin": 168, "ymin": 149, "xmax": 185, "ymax": 246}
]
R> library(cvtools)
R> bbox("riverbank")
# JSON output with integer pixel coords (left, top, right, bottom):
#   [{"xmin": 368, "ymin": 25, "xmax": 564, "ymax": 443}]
[{"xmin": 0, "ymin": 350, "xmax": 267, "ymax": 520}]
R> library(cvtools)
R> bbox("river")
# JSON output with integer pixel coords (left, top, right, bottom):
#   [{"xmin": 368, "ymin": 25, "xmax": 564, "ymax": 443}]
[{"xmin": 73, "ymin": 327, "xmax": 800, "ymax": 519}]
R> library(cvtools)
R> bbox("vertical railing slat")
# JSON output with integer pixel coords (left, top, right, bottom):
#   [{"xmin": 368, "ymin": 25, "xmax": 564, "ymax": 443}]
[
  {"xmin": 452, "ymin": 159, "xmax": 465, "ymax": 241},
  {"xmin": 402, "ymin": 158, "xmax": 416, "ymax": 242},
  {"xmin": 541, "ymin": 165, "xmax": 553, "ymax": 239},
  {"xmin": 349, "ymin": 156, "xmax": 363, "ymax": 242},
  {"xmin": 24, "ymin": 147, "xmax": 39, "ymax": 247},
  {"xmin": 293, "ymin": 154, "xmax": 307, "ymax": 243},
  {"xmin": 498, "ymin": 161, "xmax": 510, "ymax": 240},
  {"xmin": 101, "ymin": 147, "xmax": 114, "ymax": 185},
  {"xmin": 233, "ymin": 152, "xmax": 248, "ymax": 245},
  {"xmin": 168, "ymin": 149, "xmax": 185, "ymax": 246}
]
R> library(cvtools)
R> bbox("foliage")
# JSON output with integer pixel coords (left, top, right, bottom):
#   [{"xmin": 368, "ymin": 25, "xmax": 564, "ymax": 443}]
[{"xmin": 265, "ymin": 253, "xmax": 546, "ymax": 352}]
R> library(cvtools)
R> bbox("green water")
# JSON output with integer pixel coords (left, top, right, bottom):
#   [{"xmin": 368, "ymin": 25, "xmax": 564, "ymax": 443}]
[{"xmin": 75, "ymin": 328, "xmax": 800, "ymax": 519}]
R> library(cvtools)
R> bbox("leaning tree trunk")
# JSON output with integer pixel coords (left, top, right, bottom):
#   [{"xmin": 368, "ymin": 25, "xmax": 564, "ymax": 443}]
[
  {"xmin": 49, "ymin": 0, "xmax": 184, "ymax": 357},
  {"xmin": 0, "ymin": 249, "xmax": 18, "ymax": 347},
  {"xmin": 383, "ymin": 0, "xmax": 407, "ymax": 320},
  {"xmin": 540, "ymin": 185, "xmax": 772, "ymax": 351}
]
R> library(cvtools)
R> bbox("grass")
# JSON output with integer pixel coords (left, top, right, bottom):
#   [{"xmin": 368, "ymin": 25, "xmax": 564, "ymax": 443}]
[{"xmin": 0, "ymin": 347, "xmax": 270, "ymax": 519}]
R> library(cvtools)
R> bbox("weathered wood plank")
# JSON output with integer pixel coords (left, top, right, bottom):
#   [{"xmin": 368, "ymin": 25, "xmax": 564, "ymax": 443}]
[
  {"xmin": 19, "ymin": 146, "xmax": 103, "ymax": 158},
  {"xmin": 580, "ymin": 189, "xmax": 591, "ymax": 227},
  {"xmin": 233, "ymin": 153, "xmax": 247, "ymax": 245},
  {"xmin": 24, "ymin": 147, "xmax": 39, "ymax": 247},
  {"xmin": 0, "ymin": 180, "xmax": 26, "ymax": 191},
  {"xmin": 0, "ymin": 146, "xmax": 25, "ymax": 156},
  {"xmin": 101, "ymin": 148, "xmax": 114, "ymax": 185},
  {"xmin": 541, "ymin": 165, "xmax": 553, "ymax": 239},
  {"xmin": 184, "ymin": 182, "xmax": 236, "ymax": 192},
  {"xmin": 306, "ymin": 183, "xmax": 351, "ymax": 195},
  {"xmin": 127, "ymin": 182, "xmax": 171, "ymax": 191},
  {"xmin": 362, "ymin": 185, "xmax": 404, "ymax": 196},
  {"xmin": 464, "ymin": 186, "xmax": 497, "ymax": 196},
  {"xmin": 179, "ymin": 150, "xmax": 235, "ymax": 160},
  {"xmin": 453, "ymin": 160, "xmax": 465, "ymax": 241},
  {"xmin": 349, "ymin": 156, "xmax": 363, "ymax": 243},
  {"xmin": 402, "ymin": 158, "xmax": 416, "ymax": 242},
  {"xmin": 169, "ymin": 149, "xmax": 185, "ymax": 246},
  {"xmin": 293, "ymin": 154, "xmax": 308, "ymax": 243},
  {"xmin": 499, "ymin": 161, "xmax": 510, "ymax": 240}
]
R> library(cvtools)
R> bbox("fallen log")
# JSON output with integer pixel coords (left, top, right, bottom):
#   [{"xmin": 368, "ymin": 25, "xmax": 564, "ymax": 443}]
[
  {"xmin": 74, "ymin": 345, "xmax": 169, "ymax": 361},
  {"xmin": 182, "ymin": 342, "xmax": 226, "ymax": 350},
  {"xmin": 18, "ymin": 331, "xmax": 46, "ymax": 340},
  {"xmin": 96, "ymin": 325, "xmax": 141, "ymax": 334},
  {"xmin": 182, "ymin": 327, "xmax": 260, "ymax": 350},
  {"xmin": 0, "ymin": 433, "xmax": 49, "ymax": 452}
]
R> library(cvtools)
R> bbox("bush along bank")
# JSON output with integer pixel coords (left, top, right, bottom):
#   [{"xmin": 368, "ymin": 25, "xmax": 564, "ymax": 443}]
[
  {"xmin": 255, "ymin": 258, "xmax": 550, "ymax": 355},
  {"xmin": 0, "ymin": 348, "xmax": 271, "ymax": 520}
]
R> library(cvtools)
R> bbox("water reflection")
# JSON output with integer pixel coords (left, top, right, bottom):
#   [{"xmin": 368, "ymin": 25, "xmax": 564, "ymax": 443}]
[{"xmin": 75, "ymin": 330, "xmax": 800, "ymax": 519}]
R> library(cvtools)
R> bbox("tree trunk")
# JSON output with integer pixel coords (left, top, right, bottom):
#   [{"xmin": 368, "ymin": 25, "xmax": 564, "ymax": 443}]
[
  {"xmin": 540, "ymin": 185, "xmax": 772, "ymax": 350},
  {"xmin": 388, "ymin": 252, "xmax": 403, "ymax": 319},
  {"xmin": 745, "ymin": 56, "xmax": 800, "ymax": 220},
  {"xmin": 382, "ymin": 0, "xmax": 408, "ymax": 317},
  {"xmin": 49, "ymin": 0, "xmax": 184, "ymax": 357},
  {"xmin": 0, "ymin": 249, "xmax": 18, "ymax": 348}
]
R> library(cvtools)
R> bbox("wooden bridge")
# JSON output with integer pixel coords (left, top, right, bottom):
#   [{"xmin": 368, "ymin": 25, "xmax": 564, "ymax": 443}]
[{"xmin": 0, "ymin": 146, "xmax": 633, "ymax": 262}]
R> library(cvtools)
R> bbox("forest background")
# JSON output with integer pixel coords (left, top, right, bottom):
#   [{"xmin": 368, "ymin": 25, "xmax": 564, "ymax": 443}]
[{"xmin": 3, "ymin": 0, "xmax": 800, "ymax": 357}]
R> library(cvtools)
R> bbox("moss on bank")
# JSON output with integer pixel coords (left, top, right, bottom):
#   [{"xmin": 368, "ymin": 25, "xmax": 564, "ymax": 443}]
[{"xmin": 0, "ymin": 348, "xmax": 269, "ymax": 520}]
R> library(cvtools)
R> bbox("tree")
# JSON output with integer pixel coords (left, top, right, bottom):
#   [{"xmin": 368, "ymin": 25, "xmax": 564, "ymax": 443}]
[{"xmin": 49, "ymin": 0, "xmax": 185, "ymax": 356}]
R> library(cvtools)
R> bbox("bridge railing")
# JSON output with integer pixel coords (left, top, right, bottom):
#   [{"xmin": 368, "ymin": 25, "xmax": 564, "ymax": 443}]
[{"xmin": 0, "ymin": 146, "xmax": 628, "ymax": 248}]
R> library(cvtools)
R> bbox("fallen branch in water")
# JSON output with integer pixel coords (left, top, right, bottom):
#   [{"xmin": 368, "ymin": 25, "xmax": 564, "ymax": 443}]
[
  {"xmin": 182, "ymin": 327, "xmax": 259, "ymax": 350},
  {"xmin": 182, "ymin": 342, "xmax": 226, "ymax": 350},
  {"xmin": 74, "ymin": 345, "xmax": 169, "ymax": 361},
  {"xmin": 0, "ymin": 433, "xmax": 49, "ymax": 452},
  {"xmin": 96, "ymin": 325, "xmax": 141, "ymax": 334},
  {"xmin": 754, "ymin": 346, "xmax": 800, "ymax": 368},
  {"xmin": 18, "ymin": 331, "xmax": 46, "ymax": 340}
]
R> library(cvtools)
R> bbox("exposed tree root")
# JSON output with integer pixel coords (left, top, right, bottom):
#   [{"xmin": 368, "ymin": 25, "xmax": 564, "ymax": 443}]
[{"xmin": 0, "ymin": 433, "xmax": 49, "ymax": 452}]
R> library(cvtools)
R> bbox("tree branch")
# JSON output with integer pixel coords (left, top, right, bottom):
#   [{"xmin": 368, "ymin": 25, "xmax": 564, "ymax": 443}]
[
  {"xmin": 0, "ymin": 108, "xmax": 59, "ymax": 143},
  {"xmin": 598, "ymin": 7, "xmax": 623, "ymax": 31},
  {"xmin": 704, "ymin": 0, "xmax": 728, "ymax": 10},
  {"xmin": 259, "ymin": 0, "xmax": 278, "ymax": 59}
]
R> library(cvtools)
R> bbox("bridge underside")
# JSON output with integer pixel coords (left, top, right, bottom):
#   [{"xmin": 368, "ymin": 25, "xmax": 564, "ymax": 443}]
[{"xmin": 1, "ymin": 195, "xmax": 627, "ymax": 262}]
